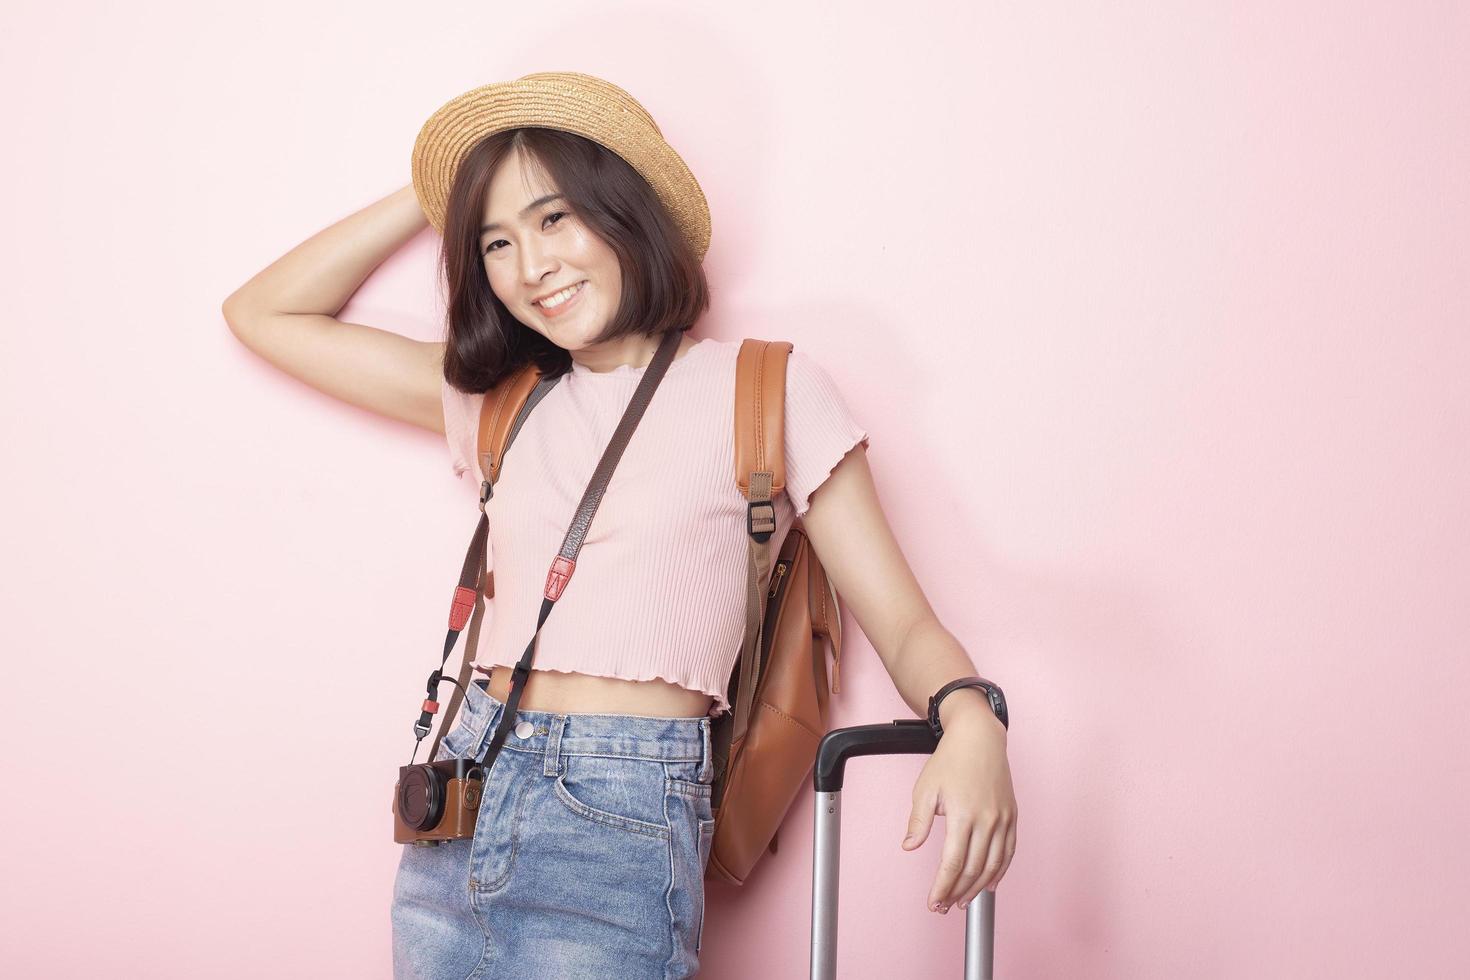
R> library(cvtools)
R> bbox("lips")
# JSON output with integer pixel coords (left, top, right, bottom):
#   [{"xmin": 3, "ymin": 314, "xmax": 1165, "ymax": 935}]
[
  {"xmin": 535, "ymin": 279, "xmax": 585, "ymax": 307},
  {"xmin": 538, "ymin": 279, "xmax": 588, "ymax": 318}
]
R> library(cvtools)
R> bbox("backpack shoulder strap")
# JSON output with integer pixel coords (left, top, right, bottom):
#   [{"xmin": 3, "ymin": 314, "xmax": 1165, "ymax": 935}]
[
  {"xmin": 725, "ymin": 339, "xmax": 793, "ymax": 747},
  {"xmin": 468, "ymin": 362, "xmax": 560, "ymax": 602},
  {"xmin": 476, "ymin": 362, "xmax": 558, "ymax": 487},
  {"xmin": 734, "ymin": 339, "xmax": 792, "ymax": 499}
]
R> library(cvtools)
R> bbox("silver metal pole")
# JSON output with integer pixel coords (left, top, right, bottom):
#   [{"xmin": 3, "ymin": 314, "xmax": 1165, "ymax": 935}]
[
  {"xmin": 809, "ymin": 789, "xmax": 841, "ymax": 979},
  {"xmin": 966, "ymin": 889, "xmax": 995, "ymax": 979}
]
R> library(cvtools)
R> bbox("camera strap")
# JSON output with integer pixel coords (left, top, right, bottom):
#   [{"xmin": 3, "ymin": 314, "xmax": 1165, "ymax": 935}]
[{"xmin": 413, "ymin": 328, "xmax": 686, "ymax": 769}]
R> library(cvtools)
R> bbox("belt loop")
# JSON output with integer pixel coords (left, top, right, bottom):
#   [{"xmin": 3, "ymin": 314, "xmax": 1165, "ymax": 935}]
[
  {"xmin": 483, "ymin": 697, "xmax": 503, "ymax": 753},
  {"xmin": 545, "ymin": 714, "xmax": 568, "ymax": 777},
  {"xmin": 698, "ymin": 718, "xmax": 712, "ymax": 783}
]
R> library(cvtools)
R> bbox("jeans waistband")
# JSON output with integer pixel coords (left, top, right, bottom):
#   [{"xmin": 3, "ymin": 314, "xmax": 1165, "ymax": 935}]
[{"xmin": 467, "ymin": 677, "xmax": 714, "ymax": 782}]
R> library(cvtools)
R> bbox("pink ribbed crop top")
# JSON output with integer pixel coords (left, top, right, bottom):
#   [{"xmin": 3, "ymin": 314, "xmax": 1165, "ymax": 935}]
[{"xmin": 439, "ymin": 337, "xmax": 870, "ymax": 718}]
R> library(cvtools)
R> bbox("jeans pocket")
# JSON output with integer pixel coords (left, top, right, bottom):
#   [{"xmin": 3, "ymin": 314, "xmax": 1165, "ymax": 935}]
[
  {"xmin": 664, "ymin": 778, "xmax": 713, "ymax": 968},
  {"xmin": 667, "ymin": 776, "xmax": 714, "ymax": 822},
  {"xmin": 552, "ymin": 755, "xmax": 672, "ymax": 839},
  {"xmin": 433, "ymin": 720, "xmax": 474, "ymax": 761},
  {"xmin": 696, "ymin": 816, "xmax": 715, "ymax": 952}
]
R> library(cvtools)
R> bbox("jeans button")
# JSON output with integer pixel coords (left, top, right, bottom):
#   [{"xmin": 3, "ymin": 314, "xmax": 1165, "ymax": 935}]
[{"xmin": 514, "ymin": 720, "xmax": 534, "ymax": 739}]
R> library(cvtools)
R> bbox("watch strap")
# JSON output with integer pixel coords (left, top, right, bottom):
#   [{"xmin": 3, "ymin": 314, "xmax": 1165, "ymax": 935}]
[{"xmin": 927, "ymin": 675, "xmax": 1008, "ymax": 738}]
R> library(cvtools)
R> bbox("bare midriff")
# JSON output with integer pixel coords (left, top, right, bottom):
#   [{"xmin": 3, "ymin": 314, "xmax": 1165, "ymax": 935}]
[{"xmin": 480, "ymin": 665, "xmax": 715, "ymax": 720}]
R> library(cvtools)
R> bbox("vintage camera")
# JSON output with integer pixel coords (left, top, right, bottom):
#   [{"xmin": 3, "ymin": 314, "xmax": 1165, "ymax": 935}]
[{"xmin": 392, "ymin": 754, "xmax": 485, "ymax": 846}]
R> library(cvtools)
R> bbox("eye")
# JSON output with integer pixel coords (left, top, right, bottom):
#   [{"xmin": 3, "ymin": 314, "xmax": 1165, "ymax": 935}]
[{"xmin": 483, "ymin": 211, "xmax": 569, "ymax": 255}]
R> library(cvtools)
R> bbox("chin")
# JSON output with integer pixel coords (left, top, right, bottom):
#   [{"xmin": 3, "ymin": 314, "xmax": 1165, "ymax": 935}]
[{"xmin": 551, "ymin": 330, "xmax": 602, "ymax": 354}]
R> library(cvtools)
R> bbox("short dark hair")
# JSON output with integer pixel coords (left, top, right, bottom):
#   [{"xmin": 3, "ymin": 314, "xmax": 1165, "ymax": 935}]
[{"xmin": 439, "ymin": 127, "xmax": 710, "ymax": 393}]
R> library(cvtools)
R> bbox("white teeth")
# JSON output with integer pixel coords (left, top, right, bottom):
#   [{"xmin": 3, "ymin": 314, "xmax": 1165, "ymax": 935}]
[{"xmin": 537, "ymin": 281, "xmax": 586, "ymax": 309}]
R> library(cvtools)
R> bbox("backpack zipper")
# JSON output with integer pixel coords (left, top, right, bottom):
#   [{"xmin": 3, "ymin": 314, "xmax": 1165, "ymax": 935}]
[
  {"xmin": 757, "ymin": 558, "xmax": 791, "ymax": 675},
  {"xmin": 766, "ymin": 560, "xmax": 787, "ymax": 598}
]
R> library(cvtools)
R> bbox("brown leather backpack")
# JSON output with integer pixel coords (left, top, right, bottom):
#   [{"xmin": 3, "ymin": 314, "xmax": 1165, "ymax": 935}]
[{"xmin": 449, "ymin": 337, "xmax": 846, "ymax": 885}]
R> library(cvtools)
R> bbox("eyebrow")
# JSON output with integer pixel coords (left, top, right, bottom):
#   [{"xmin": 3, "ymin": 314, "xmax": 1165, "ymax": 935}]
[{"xmin": 480, "ymin": 193, "xmax": 565, "ymax": 237}]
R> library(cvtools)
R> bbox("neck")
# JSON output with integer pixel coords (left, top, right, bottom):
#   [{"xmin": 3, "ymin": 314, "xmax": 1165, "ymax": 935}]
[{"xmin": 571, "ymin": 333, "xmax": 688, "ymax": 374}]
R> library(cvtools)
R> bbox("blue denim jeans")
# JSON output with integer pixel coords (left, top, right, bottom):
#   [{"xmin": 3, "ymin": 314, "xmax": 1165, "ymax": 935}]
[{"xmin": 390, "ymin": 676, "xmax": 716, "ymax": 979}]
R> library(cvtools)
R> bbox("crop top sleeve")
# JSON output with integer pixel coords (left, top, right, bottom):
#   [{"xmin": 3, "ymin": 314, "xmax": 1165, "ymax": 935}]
[
  {"xmin": 441, "ymin": 376, "xmax": 486, "ymax": 484},
  {"xmin": 781, "ymin": 349, "xmax": 871, "ymax": 518}
]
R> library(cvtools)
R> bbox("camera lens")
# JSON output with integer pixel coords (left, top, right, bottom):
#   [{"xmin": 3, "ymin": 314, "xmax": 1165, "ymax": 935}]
[{"xmin": 397, "ymin": 765, "xmax": 446, "ymax": 831}]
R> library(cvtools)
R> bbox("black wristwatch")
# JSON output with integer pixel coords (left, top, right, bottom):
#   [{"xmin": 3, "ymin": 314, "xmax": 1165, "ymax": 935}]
[{"xmin": 927, "ymin": 676, "xmax": 1008, "ymax": 739}]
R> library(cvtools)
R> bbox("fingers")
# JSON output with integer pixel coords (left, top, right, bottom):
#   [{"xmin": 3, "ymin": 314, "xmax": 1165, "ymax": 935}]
[
  {"xmin": 996, "ymin": 822, "xmax": 1017, "ymax": 886},
  {"xmin": 928, "ymin": 808, "xmax": 1019, "ymax": 912},
  {"xmin": 958, "ymin": 814, "xmax": 1018, "ymax": 909},
  {"xmin": 976, "ymin": 822, "xmax": 1011, "ymax": 899},
  {"xmin": 902, "ymin": 795, "xmax": 935, "ymax": 851},
  {"xmin": 935, "ymin": 822, "xmax": 991, "ymax": 912},
  {"xmin": 926, "ymin": 817, "xmax": 974, "ymax": 913}
]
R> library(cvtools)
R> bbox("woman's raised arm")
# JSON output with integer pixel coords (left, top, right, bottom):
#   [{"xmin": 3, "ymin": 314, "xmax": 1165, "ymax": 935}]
[{"xmin": 222, "ymin": 184, "xmax": 447, "ymax": 434}]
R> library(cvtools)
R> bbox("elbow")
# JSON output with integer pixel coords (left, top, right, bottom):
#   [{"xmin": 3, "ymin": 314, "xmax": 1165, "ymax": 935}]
[
  {"xmin": 221, "ymin": 292, "xmax": 245, "ymax": 325},
  {"xmin": 221, "ymin": 292, "xmax": 266, "ymax": 335},
  {"xmin": 221, "ymin": 299, "xmax": 243, "ymax": 338},
  {"xmin": 221, "ymin": 288, "xmax": 251, "ymax": 318}
]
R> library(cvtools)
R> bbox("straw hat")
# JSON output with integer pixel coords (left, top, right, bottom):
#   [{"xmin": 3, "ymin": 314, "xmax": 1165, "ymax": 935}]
[{"xmin": 411, "ymin": 71, "xmax": 711, "ymax": 260}]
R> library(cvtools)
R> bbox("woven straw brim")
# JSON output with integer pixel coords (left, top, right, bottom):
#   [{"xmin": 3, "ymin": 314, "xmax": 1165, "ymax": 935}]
[{"xmin": 411, "ymin": 71, "xmax": 710, "ymax": 260}]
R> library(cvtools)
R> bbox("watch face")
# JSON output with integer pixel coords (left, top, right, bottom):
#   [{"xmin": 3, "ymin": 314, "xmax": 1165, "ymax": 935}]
[
  {"xmin": 988, "ymin": 685, "xmax": 1008, "ymax": 726},
  {"xmin": 970, "ymin": 678, "xmax": 1006, "ymax": 728}
]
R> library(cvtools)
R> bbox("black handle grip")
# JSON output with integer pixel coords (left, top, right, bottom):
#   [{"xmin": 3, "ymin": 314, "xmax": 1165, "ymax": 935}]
[{"xmin": 814, "ymin": 719, "xmax": 938, "ymax": 792}]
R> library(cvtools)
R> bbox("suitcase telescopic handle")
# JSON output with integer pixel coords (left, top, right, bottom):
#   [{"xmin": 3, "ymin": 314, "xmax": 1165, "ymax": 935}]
[
  {"xmin": 814, "ymin": 718, "xmax": 939, "ymax": 791},
  {"xmin": 811, "ymin": 719, "xmax": 997, "ymax": 980}
]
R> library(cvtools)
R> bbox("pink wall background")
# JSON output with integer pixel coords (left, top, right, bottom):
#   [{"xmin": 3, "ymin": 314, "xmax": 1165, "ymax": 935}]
[{"xmin": 3, "ymin": 2, "xmax": 1467, "ymax": 977}]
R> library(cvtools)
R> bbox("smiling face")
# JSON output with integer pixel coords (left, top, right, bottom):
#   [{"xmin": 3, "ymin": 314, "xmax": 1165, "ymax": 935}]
[{"xmin": 479, "ymin": 148, "xmax": 623, "ymax": 354}]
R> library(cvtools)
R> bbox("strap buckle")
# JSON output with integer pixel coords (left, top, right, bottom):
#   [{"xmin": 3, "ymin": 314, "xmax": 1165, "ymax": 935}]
[{"xmin": 747, "ymin": 499, "xmax": 776, "ymax": 543}]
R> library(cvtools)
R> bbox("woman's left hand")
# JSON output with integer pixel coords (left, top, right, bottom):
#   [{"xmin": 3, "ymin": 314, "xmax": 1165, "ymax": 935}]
[{"xmin": 900, "ymin": 714, "xmax": 1017, "ymax": 914}]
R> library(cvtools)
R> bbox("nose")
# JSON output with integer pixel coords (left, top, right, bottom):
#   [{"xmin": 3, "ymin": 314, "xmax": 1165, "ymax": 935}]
[{"xmin": 518, "ymin": 237, "xmax": 559, "ymax": 294}]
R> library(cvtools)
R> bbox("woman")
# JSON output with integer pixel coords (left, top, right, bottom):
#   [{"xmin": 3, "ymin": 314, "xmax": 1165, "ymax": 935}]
[{"xmin": 223, "ymin": 73, "xmax": 1017, "ymax": 979}]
